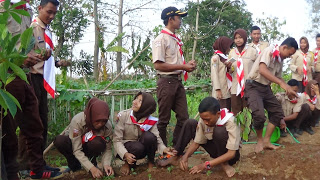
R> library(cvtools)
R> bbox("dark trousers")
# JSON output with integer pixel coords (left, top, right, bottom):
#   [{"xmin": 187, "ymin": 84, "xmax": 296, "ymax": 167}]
[
  {"xmin": 174, "ymin": 119, "xmax": 240, "ymax": 166},
  {"xmin": 309, "ymin": 109, "xmax": 320, "ymax": 127},
  {"xmin": 286, "ymin": 104, "xmax": 311, "ymax": 129},
  {"xmin": 156, "ymin": 77, "xmax": 189, "ymax": 146},
  {"xmin": 2, "ymin": 77, "xmax": 45, "ymax": 180},
  {"xmin": 54, "ymin": 135, "xmax": 106, "ymax": 171},
  {"xmin": 297, "ymin": 81, "xmax": 305, "ymax": 93},
  {"xmin": 124, "ymin": 131, "xmax": 157, "ymax": 163},
  {"xmin": 245, "ymin": 81, "xmax": 284, "ymax": 130},
  {"xmin": 231, "ymin": 94, "xmax": 247, "ymax": 115},
  {"xmin": 219, "ymin": 98, "xmax": 231, "ymax": 111}
]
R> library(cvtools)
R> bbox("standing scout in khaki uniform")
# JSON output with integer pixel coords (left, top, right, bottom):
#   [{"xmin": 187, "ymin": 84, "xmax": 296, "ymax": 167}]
[
  {"xmin": 158, "ymin": 97, "xmax": 240, "ymax": 178},
  {"xmin": 249, "ymin": 26, "xmax": 269, "ymax": 55},
  {"xmin": 113, "ymin": 92, "xmax": 173, "ymax": 175},
  {"xmin": 312, "ymin": 34, "xmax": 320, "ymax": 83},
  {"xmin": 152, "ymin": 7, "xmax": 196, "ymax": 146},
  {"xmin": 211, "ymin": 37, "xmax": 234, "ymax": 110},
  {"xmin": 228, "ymin": 29, "xmax": 258, "ymax": 115},
  {"xmin": 246, "ymin": 37, "xmax": 298, "ymax": 153},
  {"xmin": 54, "ymin": 98, "xmax": 114, "ymax": 179},
  {"xmin": 0, "ymin": 0, "xmax": 63, "ymax": 179},
  {"xmin": 276, "ymin": 79, "xmax": 311, "ymax": 138},
  {"xmin": 290, "ymin": 37, "xmax": 314, "ymax": 92}
]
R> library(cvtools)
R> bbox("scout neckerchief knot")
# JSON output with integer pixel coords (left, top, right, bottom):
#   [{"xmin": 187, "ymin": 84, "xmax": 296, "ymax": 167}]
[
  {"xmin": 289, "ymin": 98, "xmax": 298, "ymax": 104},
  {"xmin": 216, "ymin": 108, "xmax": 233, "ymax": 126},
  {"xmin": 0, "ymin": 0, "xmax": 31, "ymax": 10},
  {"xmin": 130, "ymin": 110, "xmax": 158, "ymax": 132},
  {"xmin": 214, "ymin": 50, "xmax": 232, "ymax": 90},
  {"xmin": 253, "ymin": 43, "xmax": 261, "ymax": 54},
  {"xmin": 315, "ymin": 48, "xmax": 319, "ymax": 65},
  {"xmin": 272, "ymin": 44, "xmax": 281, "ymax": 63},
  {"xmin": 33, "ymin": 18, "xmax": 56, "ymax": 98},
  {"xmin": 301, "ymin": 52, "xmax": 308, "ymax": 86},
  {"xmin": 81, "ymin": 130, "xmax": 106, "ymax": 144},
  {"xmin": 161, "ymin": 29, "xmax": 188, "ymax": 81},
  {"xmin": 235, "ymin": 46, "xmax": 248, "ymax": 98},
  {"xmin": 305, "ymin": 92, "xmax": 317, "ymax": 104}
]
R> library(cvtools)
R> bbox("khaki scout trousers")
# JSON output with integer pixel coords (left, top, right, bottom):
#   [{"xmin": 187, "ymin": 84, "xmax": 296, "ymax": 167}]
[{"xmin": 156, "ymin": 77, "xmax": 189, "ymax": 146}]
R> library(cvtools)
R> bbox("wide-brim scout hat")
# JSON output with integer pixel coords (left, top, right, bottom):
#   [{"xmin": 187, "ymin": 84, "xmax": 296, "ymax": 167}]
[{"xmin": 161, "ymin": 6, "xmax": 188, "ymax": 20}]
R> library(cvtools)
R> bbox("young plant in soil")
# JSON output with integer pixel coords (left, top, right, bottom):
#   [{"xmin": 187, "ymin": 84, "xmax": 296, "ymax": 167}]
[{"xmin": 167, "ymin": 165, "xmax": 174, "ymax": 173}]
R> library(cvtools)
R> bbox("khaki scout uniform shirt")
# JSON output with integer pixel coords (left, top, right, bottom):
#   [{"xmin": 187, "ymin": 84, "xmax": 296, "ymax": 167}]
[
  {"xmin": 228, "ymin": 46, "xmax": 258, "ymax": 94},
  {"xmin": 211, "ymin": 54, "xmax": 231, "ymax": 99},
  {"xmin": 249, "ymin": 41, "xmax": 269, "ymax": 54},
  {"xmin": 30, "ymin": 17, "xmax": 47, "ymax": 75},
  {"xmin": 248, "ymin": 45, "xmax": 283, "ymax": 85},
  {"xmin": 194, "ymin": 116, "xmax": 240, "ymax": 151},
  {"xmin": 66, "ymin": 112, "xmax": 113, "ymax": 171},
  {"xmin": 152, "ymin": 28, "xmax": 183, "ymax": 75},
  {"xmin": 312, "ymin": 48, "xmax": 320, "ymax": 72},
  {"xmin": 290, "ymin": 49, "xmax": 314, "ymax": 81},
  {"xmin": 275, "ymin": 92, "xmax": 304, "ymax": 117},
  {"xmin": 300, "ymin": 92, "xmax": 320, "ymax": 110},
  {"xmin": 0, "ymin": 1, "xmax": 33, "ymax": 49},
  {"xmin": 113, "ymin": 109, "xmax": 167, "ymax": 159}
]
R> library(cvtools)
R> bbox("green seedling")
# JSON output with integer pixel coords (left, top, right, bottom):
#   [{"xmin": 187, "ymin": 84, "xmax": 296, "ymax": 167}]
[
  {"xmin": 206, "ymin": 170, "xmax": 212, "ymax": 176},
  {"xmin": 131, "ymin": 168, "xmax": 137, "ymax": 175},
  {"xmin": 167, "ymin": 165, "xmax": 174, "ymax": 173},
  {"xmin": 148, "ymin": 173, "xmax": 152, "ymax": 180}
]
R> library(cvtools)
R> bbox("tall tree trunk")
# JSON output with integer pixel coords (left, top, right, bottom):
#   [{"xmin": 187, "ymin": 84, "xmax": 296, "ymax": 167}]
[
  {"xmin": 191, "ymin": 0, "xmax": 200, "ymax": 60},
  {"xmin": 116, "ymin": 0, "xmax": 123, "ymax": 76},
  {"xmin": 93, "ymin": 0, "xmax": 99, "ymax": 80}
]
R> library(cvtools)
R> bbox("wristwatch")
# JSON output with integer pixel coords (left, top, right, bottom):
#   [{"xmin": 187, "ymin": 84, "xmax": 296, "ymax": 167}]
[{"xmin": 205, "ymin": 161, "xmax": 211, "ymax": 170}]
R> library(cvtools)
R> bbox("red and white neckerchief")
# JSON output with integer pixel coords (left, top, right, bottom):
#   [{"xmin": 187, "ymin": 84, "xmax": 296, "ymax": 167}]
[
  {"xmin": 216, "ymin": 108, "xmax": 233, "ymax": 126},
  {"xmin": 0, "ymin": 0, "xmax": 31, "ymax": 10},
  {"xmin": 161, "ymin": 29, "xmax": 188, "ymax": 81},
  {"xmin": 33, "ymin": 18, "xmax": 55, "ymax": 98},
  {"xmin": 315, "ymin": 48, "xmax": 319, "ymax": 64},
  {"xmin": 304, "ymin": 92, "xmax": 317, "ymax": 104},
  {"xmin": 253, "ymin": 43, "xmax": 261, "ymax": 54},
  {"xmin": 289, "ymin": 98, "xmax": 298, "ymax": 104},
  {"xmin": 301, "ymin": 51, "xmax": 308, "ymax": 86},
  {"xmin": 272, "ymin": 44, "xmax": 282, "ymax": 63},
  {"xmin": 81, "ymin": 130, "xmax": 106, "ymax": 144},
  {"xmin": 214, "ymin": 50, "xmax": 232, "ymax": 90},
  {"xmin": 235, "ymin": 46, "xmax": 248, "ymax": 97},
  {"xmin": 130, "ymin": 110, "xmax": 158, "ymax": 132}
]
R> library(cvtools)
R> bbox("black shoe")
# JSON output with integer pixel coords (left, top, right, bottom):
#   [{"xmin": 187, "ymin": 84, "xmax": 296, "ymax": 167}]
[
  {"xmin": 280, "ymin": 130, "xmax": 287, "ymax": 137},
  {"xmin": 296, "ymin": 128, "xmax": 303, "ymax": 135},
  {"xmin": 30, "ymin": 170, "xmax": 64, "ymax": 179},
  {"xmin": 304, "ymin": 127, "xmax": 314, "ymax": 135}
]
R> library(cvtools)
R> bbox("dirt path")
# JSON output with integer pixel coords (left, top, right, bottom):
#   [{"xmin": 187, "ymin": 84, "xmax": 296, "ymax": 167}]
[{"xmin": 43, "ymin": 126, "xmax": 320, "ymax": 180}]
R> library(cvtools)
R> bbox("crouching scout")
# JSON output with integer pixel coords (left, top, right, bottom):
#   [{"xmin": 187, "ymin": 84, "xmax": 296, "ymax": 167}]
[
  {"xmin": 158, "ymin": 97, "xmax": 241, "ymax": 178},
  {"xmin": 54, "ymin": 98, "xmax": 114, "ymax": 179},
  {"xmin": 113, "ymin": 92, "xmax": 174, "ymax": 175}
]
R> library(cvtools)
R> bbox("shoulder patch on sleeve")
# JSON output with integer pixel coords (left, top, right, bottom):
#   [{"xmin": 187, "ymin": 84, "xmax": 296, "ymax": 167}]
[{"xmin": 154, "ymin": 41, "xmax": 161, "ymax": 48}]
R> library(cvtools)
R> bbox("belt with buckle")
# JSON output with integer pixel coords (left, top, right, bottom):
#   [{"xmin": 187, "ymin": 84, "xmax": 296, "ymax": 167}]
[
  {"xmin": 246, "ymin": 79, "xmax": 268, "ymax": 87},
  {"xmin": 157, "ymin": 74, "xmax": 182, "ymax": 80}
]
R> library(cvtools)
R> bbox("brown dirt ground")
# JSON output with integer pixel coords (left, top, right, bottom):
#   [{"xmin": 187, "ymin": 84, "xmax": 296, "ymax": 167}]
[{"xmin": 41, "ymin": 126, "xmax": 320, "ymax": 180}]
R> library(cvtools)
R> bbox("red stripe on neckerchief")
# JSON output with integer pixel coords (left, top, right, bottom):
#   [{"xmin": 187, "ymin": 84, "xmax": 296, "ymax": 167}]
[
  {"xmin": 305, "ymin": 92, "xmax": 317, "ymax": 104},
  {"xmin": 315, "ymin": 48, "xmax": 320, "ymax": 63},
  {"xmin": 161, "ymin": 29, "xmax": 188, "ymax": 81},
  {"xmin": 130, "ymin": 110, "xmax": 158, "ymax": 132},
  {"xmin": 0, "ymin": 0, "xmax": 31, "ymax": 10},
  {"xmin": 302, "ymin": 52, "xmax": 308, "ymax": 86},
  {"xmin": 33, "ymin": 18, "xmax": 56, "ymax": 98},
  {"xmin": 235, "ymin": 46, "xmax": 247, "ymax": 98},
  {"xmin": 216, "ymin": 108, "xmax": 233, "ymax": 126},
  {"xmin": 289, "ymin": 99, "xmax": 298, "ymax": 104},
  {"xmin": 272, "ymin": 44, "xmax": 282, "ymax": 63},
  {"xmin": 215, "ymin": 50, "xmax": 232, "ymax": 90}
]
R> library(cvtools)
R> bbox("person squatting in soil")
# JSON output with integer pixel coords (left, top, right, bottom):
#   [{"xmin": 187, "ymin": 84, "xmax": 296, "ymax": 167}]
[
  {"xmin": 158, "ymin": 97, "xmax": 241, "ymax": 178},
  {"xmin": 152, "ymin": 6, "xmax": 196, "ymax": 146},
  {"xmin": 245, "ymin": 37, "xmax": 299, "ymax": 153},
  {"xmin": 113, "ymin": 92, "xmax": 175, "ymax": 176},
  {"xmin": 54, "ymin": 98, "xmax": 114, "ymax": 179},
  {"xmin": 276, "ymin": 79, "xmax": 312, "ymax": 138}
]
